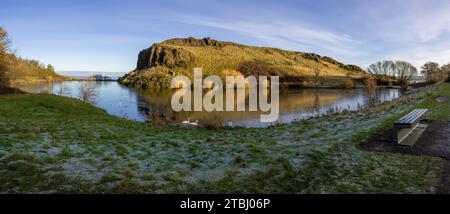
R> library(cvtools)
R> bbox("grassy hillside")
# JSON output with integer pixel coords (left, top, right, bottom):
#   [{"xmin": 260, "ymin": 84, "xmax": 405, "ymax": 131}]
[
  {"xmin": 121, "ymin": 37, "xmax": 366, "ymax": 90},
  {"xmin": 0, "ymin": 27, "xmax": 69, "ymax": 88},
  {"xmin": 1, "ymin": 53, "xmax": 69, "ymax": 86},
  {"xmin": 0, "ymin": 84, "xmax": 447, "ymax": 193}
]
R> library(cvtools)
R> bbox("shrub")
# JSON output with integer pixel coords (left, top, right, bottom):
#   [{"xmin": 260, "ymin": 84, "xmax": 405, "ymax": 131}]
[
  {"xmin": 200, "ymin": 115, "xmax": 224, "ymax": 129},
  {"xmin": 364, "ymin": 76, "xmax": 379, "ymax": 107},
  {"xmin": 344, "ymin": 78, "xmax": 354, "ymax": 89},
  {"xmin": 421, "ymin": 62, "xmax": 445, "ymax": 83}
]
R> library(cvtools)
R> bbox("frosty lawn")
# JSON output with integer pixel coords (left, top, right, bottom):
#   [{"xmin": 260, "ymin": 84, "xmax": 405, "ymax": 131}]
[{"xmin": 0, "ymin": 83, "xmax": 448, "ymax": 193}]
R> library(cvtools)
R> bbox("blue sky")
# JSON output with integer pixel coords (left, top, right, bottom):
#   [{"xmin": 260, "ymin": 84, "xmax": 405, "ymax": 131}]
[{"xmin": 1, "ymin": 0, "xmax": 450, "ymax": 72}]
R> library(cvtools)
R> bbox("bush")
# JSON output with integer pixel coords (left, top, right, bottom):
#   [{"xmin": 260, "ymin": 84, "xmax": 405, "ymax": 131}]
[
  {"xmin": 364, "ymin": 76, "xmax": 379, "ymax": 107},
  {"xmin": 200, "ymin": 115, "xmax": 224, "ymax": 129},
  {"xmin": 344, "ymin": 78, "xmax": 354, "ymax": 89}
]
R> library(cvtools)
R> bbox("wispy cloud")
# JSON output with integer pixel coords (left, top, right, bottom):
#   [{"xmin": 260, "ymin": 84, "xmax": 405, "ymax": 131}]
[
  {"xmin": 174, "ymin": 15, "xmax": 362, "ymax": 57},
  {"xmin": 340, "ymin": 0, "xmax": 450, "ymax": 67},
  {"xmin": 4, "ymin": 0, "xmax": 450, "ymax": 71},
  {"xmin": 360, "ymin": 0, "xmax": 450, "ymax": 43}
]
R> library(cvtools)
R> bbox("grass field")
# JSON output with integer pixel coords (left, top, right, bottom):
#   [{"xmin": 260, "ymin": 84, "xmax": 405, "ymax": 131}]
[{"xmin": 0, "ymin": 83, "xmax": 448, "ymax": 193}]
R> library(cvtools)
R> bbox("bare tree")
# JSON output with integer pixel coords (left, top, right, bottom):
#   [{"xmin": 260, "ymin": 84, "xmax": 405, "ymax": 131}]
[
  {"xmin": 363, "ymin": 76, "xmax": 379, "ymax": 107},
  {"xmin": 367, "ymin": 60, "xmax": 395, "ymax": 82},
  {"xmin": 0, "ymin": 27, "xmax": 11, "ymax": 53},
  {"xmin": 57, "ymin": 82, "xmax": 71, "ymax": 96},
  {"xmin": 442, "ymin": 63, "xmax": 450, "ymax": 82},
  {"xmin": 421, "ymin": 62, "xmax": 446, "ymax": 83},
  {"xmin": 0, "ymin": 27, "xmax": 11, "ymax": 89},
  {"xmin": 313, "ymin": 67, "xmax": 321, "ymax": 86},
  {"xmin": 78, "ymin": 82, "xmax": 99, "ymax": 104},
  {"xmin": 395, "ymin": 61, "xmax": 417, "ymax": 90},
  {"xmin": 367, "ymin": 60, "xmax": 417, "ymax": 88}
]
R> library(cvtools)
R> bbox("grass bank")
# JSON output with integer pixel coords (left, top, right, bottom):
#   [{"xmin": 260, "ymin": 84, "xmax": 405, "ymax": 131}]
[{"xmin": 0, "ymin": 83, "xmax": 448, "ymax": 193}]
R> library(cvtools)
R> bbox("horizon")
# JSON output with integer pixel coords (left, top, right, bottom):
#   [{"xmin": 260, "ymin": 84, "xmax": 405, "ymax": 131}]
[{"xmin": 2, "ymin": 0, "xmax": 450, "ymax": 72}]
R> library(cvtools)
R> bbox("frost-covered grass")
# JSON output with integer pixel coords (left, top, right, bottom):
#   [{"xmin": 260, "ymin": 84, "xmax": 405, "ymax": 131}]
[{"xmin": 0, "ymin": 84, "xmax": 448, "ymax": 193}]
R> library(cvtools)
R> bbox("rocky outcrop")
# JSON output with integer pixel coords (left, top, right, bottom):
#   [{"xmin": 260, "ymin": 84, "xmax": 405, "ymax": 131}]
[
  {"xmin": 162, "ymin": 37, "xmax": 233, "ymax": 47},
  {"xmin": 137, "ymin": 44, "xmax": 193, "ymax": 70},
  {"xmin": 136, "ymin": 37, "xmax": 235, "ymax": 71},
  {"xmin": 123, "ymin": 37, "xmax": 366, "ymax": 90}
]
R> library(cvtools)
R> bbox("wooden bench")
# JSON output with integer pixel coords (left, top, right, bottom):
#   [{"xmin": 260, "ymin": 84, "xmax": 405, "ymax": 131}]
[{"xmin": 393, "ymin": 109, "xmax": 428, "ymax": 145}]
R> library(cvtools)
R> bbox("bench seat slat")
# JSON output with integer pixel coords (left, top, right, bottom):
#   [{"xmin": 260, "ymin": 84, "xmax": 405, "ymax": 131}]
[
  {"xmin": 395, "ymin": 109, "xmax": 427, "ymax": 125},
  {"xmin": 397, "ymin": 113, "xmax": 423, "ymax": 124},
  {"xmin": 399, "ymin": 109, "xmax": 426, "ymax": 122},
  {"xmin": 399, "ymin": 111, "xmax": 421, "ymax": 124},
  {"xmin": 393, "ymin": 108, "xmax": 428, "ymax": 145},
  {"xmin": 398, "ymin": 110, "xmax": 420, "ymax": 123}
]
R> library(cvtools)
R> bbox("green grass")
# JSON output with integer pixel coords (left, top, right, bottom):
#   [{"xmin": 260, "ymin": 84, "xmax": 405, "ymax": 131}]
[
  {"xmin": 415, "ymin": 83, "xmax": 450, "ymax": 120},
  {"xmin": 0, "ymin": 83, "xmax": 449, "ymax": 193}
]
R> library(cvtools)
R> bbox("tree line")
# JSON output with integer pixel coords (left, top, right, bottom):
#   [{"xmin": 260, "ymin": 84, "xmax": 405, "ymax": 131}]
[{"xmin": 366, "ymin": 60, "xmax": 449, "ymax": 90}]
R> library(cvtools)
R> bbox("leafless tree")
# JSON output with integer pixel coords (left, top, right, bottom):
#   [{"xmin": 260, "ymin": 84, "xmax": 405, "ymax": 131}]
[
  {"xmin": 442, "ymin": 63, "xmax": 450, "ymax": 82},
  {"xmin": 0, "ymin": 27, "xmax": 11, "ymax": 88},
  {"xmin": 421, "ymin": 62, "xmax": 446, "ymax": 83},
  {"xmin": 78, "ymin": 82, "xmax": 99, "ymax": 104},
  {"xmin": 395, "ymin": 61, "xmax": 417, "ymax": 90},
  {"xmin": 363, "ymin": 76, "xmax": 379, "ymax": 107},
  {"xmin": 57, "ymin": 82, "xmax": 71, "ymax": 96},
  {"xmin": 367, "ymin": 60, "xmax": 395, "ymax": 82},
  {"xmin": 313, "ymin": 67, "xmax": 321, "ymax": 86},
  {"xmin": 367, "ymin": 60, "xmax": 417, "ymax": 88},
  {"xmin": 0, "ymin": 27, "xmax": 11, "ymax": 53}
]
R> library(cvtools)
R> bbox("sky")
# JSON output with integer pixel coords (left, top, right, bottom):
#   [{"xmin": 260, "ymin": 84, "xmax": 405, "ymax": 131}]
[{"xmin": 1, "ymin": 0, "xmax": 450, "ymax": 72}]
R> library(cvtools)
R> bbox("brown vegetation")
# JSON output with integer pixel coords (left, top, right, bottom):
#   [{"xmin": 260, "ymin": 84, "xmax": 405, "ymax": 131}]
[
  {"xmin": 421, "ymin": 62, "xmax": 448, "ymax": 84},
  {"xmin": 344, "ymin": 78, "xmax": 354, "ymax": 89},
  {"xmin": 363, "ymin": 76, "xmax": 379, "ymax": 107},
  {"xmin": 78, "ymin": 82, "xmax": 99, "ymax": 104}
]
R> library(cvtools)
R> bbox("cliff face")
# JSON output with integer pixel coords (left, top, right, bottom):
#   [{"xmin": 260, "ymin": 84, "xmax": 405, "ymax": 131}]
[
  {"xmin": 121, "ymin": 37, "xmax": 365, "ymax": 90},
  {"xmin": 136, "ymin": 44, "xmax": 193, "ymax": 70},
  {"xmin": 136, "ymin": 37, "xmax": 231, "ymax": 70}
]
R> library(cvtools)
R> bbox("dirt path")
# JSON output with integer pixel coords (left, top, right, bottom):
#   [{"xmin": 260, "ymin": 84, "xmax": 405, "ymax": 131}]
[{"xmin": 364, "ymin": 121, "xmax": 450, "ymax": 193}]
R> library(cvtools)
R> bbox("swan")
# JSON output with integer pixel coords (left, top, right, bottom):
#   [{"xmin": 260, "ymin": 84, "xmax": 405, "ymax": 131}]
[
  {"xmin": 182, "ymin": 118, "xmax": 191, "ymax": 124},
  {"xmin": 181, "ymin": 118, "xmax": 199, "ymax": 126},
  {"xmin": 190, "ymin": 120, "xmax": 199, "ymax": 126}
]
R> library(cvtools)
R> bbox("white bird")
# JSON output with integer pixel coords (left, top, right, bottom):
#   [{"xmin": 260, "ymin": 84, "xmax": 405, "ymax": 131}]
[
  {"xmin": 182, "ymin": 118, "xmax": 191, "ymax": 125},
  {"xmin": 190, "ymin": 120, "xmax": 199, "ymax": 126}
]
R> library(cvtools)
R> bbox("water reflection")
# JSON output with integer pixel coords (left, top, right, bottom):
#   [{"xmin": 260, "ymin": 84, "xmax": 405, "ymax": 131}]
[{"xmin": 18, "ymin": 81, "xmax": 400, "ymax": 128}]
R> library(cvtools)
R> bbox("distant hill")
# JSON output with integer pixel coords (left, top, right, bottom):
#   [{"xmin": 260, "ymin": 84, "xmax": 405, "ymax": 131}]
[{"xmin": 120, "ymin": 37, "xmax": 366, "ymax": 90}]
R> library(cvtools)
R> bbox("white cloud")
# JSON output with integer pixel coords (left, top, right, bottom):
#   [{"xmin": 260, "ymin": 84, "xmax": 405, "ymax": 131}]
[
  {"xmin": 175, "ymin": 15, "xmax": 362, "ymax": 57},
  {"xmin": 168, "ymin": 1, "xmax": 450, "ymax": 68},
  {"xmin": 358, "ymin": 0, "xmax": 450, "ymax": 42},
  {"xmin": 350, "ymin": 0, "xmax": 450, "ymax": 67}
]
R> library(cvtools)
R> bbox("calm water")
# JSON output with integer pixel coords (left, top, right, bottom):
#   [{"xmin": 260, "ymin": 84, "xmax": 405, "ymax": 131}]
[{"xmin": 18, "ymin": 81, "xmax": 400, "ymax": 128}]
